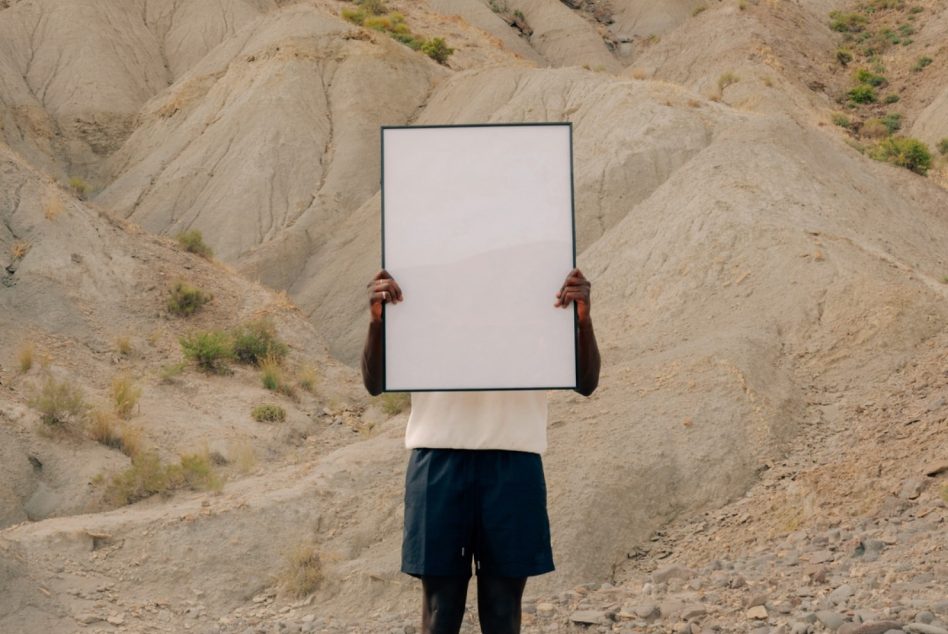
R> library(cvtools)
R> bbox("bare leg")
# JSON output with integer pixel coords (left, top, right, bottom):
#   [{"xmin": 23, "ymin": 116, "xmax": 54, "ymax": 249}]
[
  {"xmin": 421, "ymin": 575, "xmax": 470, "ymax": 634},
  {"xmin": 476, "ymin": 575, "xmax": 526, "ymax": 634}
]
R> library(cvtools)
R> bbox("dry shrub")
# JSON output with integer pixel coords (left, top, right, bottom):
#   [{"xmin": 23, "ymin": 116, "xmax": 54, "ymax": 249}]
[
  {"xmin": 112, "ymin": 373, "xmax": 142, "ymax": 419},
  {"xmin": 87, "ymin": 410, "xmax": 143, "ymax": 457},
  {"xmin": 229, "ymin": 438, "xmax": 257, "ymax": 474},
  {"xmin": 630, "ymin": 67, "xmax": 648, "ymax": 80},
  {"xmin": 115, "ymin": 335, "xmax": 133, "ymax": 356},
  {"xmin": 30, "ymin": 376, "xmax": 87, "ymax": 427},
  {"xmin": 379, "ymin": 392, "xmax": 410, "ymax": 415},
  {"xmin": 297, "ymin": 364, "xmax": 319, "ymax": 392},
  {"xmin": 17, "ymin": 342, "xmax": 34, "ymax": 373},
  {"xmin": 102, "ymin": 449, "xmax": 222, "ymax": 506},
  {"xmin": 279, "ymin": 543, "xmax": 323, "ymax": 598},
  {"xmin": 10, "ymin": 240, "xmax": 30, "ymax": 260},
  {"xmin": 44, "ymin": 190, "xmax": 64, "ymax": 220}
]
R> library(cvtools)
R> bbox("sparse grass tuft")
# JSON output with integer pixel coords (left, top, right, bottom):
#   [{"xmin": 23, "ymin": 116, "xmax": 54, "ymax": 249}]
[
  {"xmin": 829, "ymin": 11, "xmax": 866, "ymax": 32},
  {"xmin": 29, "ymin": 376, "xmax": 87, "ymax": 427},
  {"xmin": 10, "ymin": 240, "xmax": 30, "ymax": 260},
  {"xmin": 112, "ymin": 373, "xmax": 142, "ymax": 419},
  {"xmin": 836, "ymin": 48, "xmax": 853, "ymax": 65},
  {"xmin": 252, "ymin": 403, "xmax": 286, "ymax": 423},
  {"xmin": 692, "ymin": 5, "xmax": 707, "ymax": 16},
  {"xmin": 159, "ymin": 361, "xmax": 188, "ymax": 382},
  {"xmin": 297, "ymin": 364, "xmax": 318, "ymax": 392},
  {"xmin": 179, "ymin": 330, "xmax": 233, "ymax": 374},
  {"xmin": 912, "ymin": 56, "xmax": 932, "ymax": 72},
  {"xmin": 176, "ymin": 229, "xmax": 214, "ymax": 258},
  {"xmin": 869, "ymin": 136, "xmax": 932, "ymax": 175},
  {"xmin": 883, "ymin": 93, "xmax": 900, "ymax": 104},
  {"xmin": 68, "ymin": 176, "xmax": 89, "ymax": 199},
  {"xmin": 102, "ymin": 449, "xmax": 222, "ymax": 506},
  {"xmin": 87, "ymin": 410, "xmax": 142, "ymax": 457},
  {"xmin": 231, "ymin": 318, "xmax": 288, "ymax": 365},
  {"xmin": 18, "ymin": 342, "xmax": 34, "ymax": 373},
  {"xmin": 279, "ymin": 543, "xmax": 323, "ymax": 598},
  {"xmin": 115, "ymin": 335, "xmax": 133, "ymax": 356},
  {"xmin": 167, "ymin": 281, "xmax": 212, "ymax": 316},
  {"xmin": 937, "ymin": 139, "xmax": 948, "ymax": 156},
  {"xmin": 717, "ymin": 72, "xmax": 739, "ymax": 93},
  {"xmin": 379, "ymin": 392, "xmax": 410, "ymax": 416},
  {"xmin": 832, "ymin": 113, "xmax": 851, "ymax": 129},
  {"xmin": 861, "ymin": 118, "xmax": 889, "ymax": 138},
  {"xmin": 260, "ymin": 354, "xmax": 295, "ymax": 397},
  {"xmin": 854, "ymin": 68, "xmax": 886, "ymax": 86}
]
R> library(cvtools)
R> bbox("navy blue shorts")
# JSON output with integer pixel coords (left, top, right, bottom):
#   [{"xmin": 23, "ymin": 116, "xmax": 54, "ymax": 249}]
[{"xmin": 401, "ymin": 448, "xmax": 555, "ymax": 579}]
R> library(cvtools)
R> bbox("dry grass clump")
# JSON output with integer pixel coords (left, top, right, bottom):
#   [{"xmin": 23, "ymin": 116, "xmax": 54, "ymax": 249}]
[
  {"xmin": 297, "ymin": 364, "xmax": 319, "ymax": 392},
  {"xmin": 29, "ymin": 376, "xmax": 87, "ymax": 428},
  {"xmin": 231, "ymin": 318, "xmax": 288, "ymax": 365},
  {"xmin": 115, "ymin": 335, "xmax": 133, "ymax": 356},
  {"xmin": 278, "ymin": 543, "xmax": 323, "ymax": 598},
  {"xmin": 10, "ymin": 240, "xmax": 30, "ymax": 260},
  {"xmin": 252, "ymin": 403, "xmax": 286, "ymax": 423},
  {"xmin": 17, "ymin": 342, "xmax": 34, "ymax": 373},
  {"xmin": 99, "ymin": 449, "xmax": 222, "ymax": 506},
  {"xmin": 87, "ymin": 410, "xmax": 143, "ymax": 457},
  {"xmin": 112, "ymin": 373, "xmax": 142, "ymax": 419},
  {"xmin": 260, "ymin": 354, "xmax": 296, "ymax": 398},
  {"xmin": 68, "ymin": 176, "xmax": 89, "ymax": 199}
]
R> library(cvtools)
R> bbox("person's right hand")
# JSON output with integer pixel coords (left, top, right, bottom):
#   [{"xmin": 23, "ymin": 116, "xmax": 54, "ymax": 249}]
[{"xmin": 367, "ymin": 270, "xmax": 402, "ymax": 323}]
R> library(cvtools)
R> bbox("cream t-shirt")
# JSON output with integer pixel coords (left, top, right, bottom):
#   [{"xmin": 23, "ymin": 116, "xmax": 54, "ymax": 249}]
[{"xmin": 404, "ymin": 390, "xmax": 549, "ymax": 454}]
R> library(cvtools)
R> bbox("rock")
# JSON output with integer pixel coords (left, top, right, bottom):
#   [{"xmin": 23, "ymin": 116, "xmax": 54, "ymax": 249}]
[
  {"xmin": 76, "ymin": 614, "xmax": 102, "ymax": 624},
  {"xmin": 652, "ymin": 564, "xmax": 694, "ymax": 584},
  {"xmin": 536, "ymin": 603, "xmax": 555, "ymax": 618},
  {"xmin": 747, "ymin": 605, "xmax": 769, "ymax": 620},
  {"xmin": 852, "ymin": 623, "xmax": 904, "ymax": 634},
  {"xmin": 682, "ymin": 604, "xmax": 707, "ymax": 620},
  {"xmin": 818, "ymin": 610, "xmax": 846, "ymax": 630},
  {"xmin": 899, "ymin": 479, "xmax": 924, "ymax": 500},
  {"xmin": 570, "ymin": 610, "xmax": 609, "ymax": 625},
  {"xmin": 791, "ymin": 623, "xmax": 811, "ymax": 634},
  {"xmin": 916, "ymin": 613, "xmax": 935, "ymax": 625},
  {"xmin": 619, "ymin": 602, "xmax": 659, "ymax": 619},
  {"xmin": 805, "ymin": 550, "xmax": 835, "ymax": 564},
  {"xmin": 107, "ymin": 613, "xmax": 125, "ymax": 625},
  {"xmin": 830, "ymin": 584, "xmax": 855, "ymax": 605},
  {"xmin": 904, "ymin": 625, "xmax": 948, "ymax": 634},
  {"xmin": 923, "ymin": 462, "xmax": 948, "ymax": 477}
]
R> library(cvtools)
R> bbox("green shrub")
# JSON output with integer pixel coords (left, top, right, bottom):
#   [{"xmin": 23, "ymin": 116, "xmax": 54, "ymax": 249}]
[
  {"xmin": 832, "ymin": 113, "xmax": 851, "ymax": 128},
  {"xmin": 252, "ymin": 404, "xmax": 286, "ymax": 423},
  {"xmin": 829, "ymin": 11, "xmax": 867, "ymax": 32},
  {"xmin": 231, "ymin": 318, "xmax": 288, "ymax": 365},
  {"xmin": 880, "ymin": 112, "xmax": 902, "ymax": 134},
  {"xmin": 912, "ymin": 56, "xmax": 932, "ymax": 72},
  {"xmin": 341, "ymin": 7, "xmax": 366, "ymax": 24},
  {"xmin": 179, "ymin": 330, "xmax": 233, "ymax": 373},
  {"xmin": 898, "ymin": 23, "xmax": 914, "ymax": 36},
  {"xmin": 167, "ymin": 281, "xmax": 212, "ymax": 316},
  {"xmin": 421, "ymin": 37, "xmax": 454, "ymax": 64},
  {"xmin": 938, "ymin": 138, "xmax": 948, "ymax": 156},
  {"xmin": 848, "ymin": 84, "xmax": 877, "ymax": 104},
  {"xmin": 883, "ymin": 93, "xmax": 900, "ymax": 104},
  {"xmin": 30, "ymin": 377, "xmax": 87, "ymax": 427},
  {"xmin": 176, "ymin": 229, "xmax": 213, "ymax": 258},
  {"xmin": 357, "ymin": 0, "xmax": 388, "ymax": 15},
  {"xmin": 836, "ymin": 49, "xmax": 853, "ymax": 65},
  {"xmin": 854, "ymin": 68, "xmax": 886, "ymax": 86},
  {"xmin": 869, "ymin": 137, "xmax": 932, "ymax": 175}
]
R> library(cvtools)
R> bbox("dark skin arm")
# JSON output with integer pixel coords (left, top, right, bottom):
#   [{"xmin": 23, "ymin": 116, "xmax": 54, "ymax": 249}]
[
  {"xmin": 555, "ymin": 268, "xmax": 601, "ymax": 397},
  {"xmin": 361, "ymin": 270, "xmax": 402, "ymax": 396},
  {"xmin": 360, "ymin": 268, "xmax": 601, "ymax": 397}
]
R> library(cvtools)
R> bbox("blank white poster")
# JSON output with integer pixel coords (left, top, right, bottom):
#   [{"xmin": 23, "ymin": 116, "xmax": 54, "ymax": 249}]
[{"xmin": 382, "ymin": 124, "xmax": 577, "ymax": 391}]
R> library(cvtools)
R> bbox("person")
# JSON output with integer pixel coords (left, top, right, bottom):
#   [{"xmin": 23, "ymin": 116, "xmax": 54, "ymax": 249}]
[{"xmin": 361, "ymin": 268, "xmax": 601, "ymax": 634}]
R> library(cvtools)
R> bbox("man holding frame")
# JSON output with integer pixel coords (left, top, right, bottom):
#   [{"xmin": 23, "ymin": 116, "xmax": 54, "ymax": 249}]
[{"xmin": 360, "ymin": 266, "xmax": 600, "ymax": 633}]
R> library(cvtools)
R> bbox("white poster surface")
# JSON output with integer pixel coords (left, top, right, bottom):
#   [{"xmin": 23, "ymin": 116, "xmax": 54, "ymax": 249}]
[{"xmin": 382, "ymin": 124, "xmax": 576, "ymax": 391}]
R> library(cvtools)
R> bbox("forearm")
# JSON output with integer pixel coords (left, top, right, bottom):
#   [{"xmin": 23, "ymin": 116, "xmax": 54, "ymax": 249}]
[
  {"xmin": 575, "ymin": 319, "xmax": 600, "ymax": 397},
  {"xmin": 361, "ymin": 320, "xmax": 384, "ymax": 395}
]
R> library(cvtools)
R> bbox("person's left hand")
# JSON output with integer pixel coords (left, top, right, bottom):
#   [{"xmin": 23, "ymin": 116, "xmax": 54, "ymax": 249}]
[{"xmin": 555, "ymin": 268, "xmax": 592, "ymax": 326}]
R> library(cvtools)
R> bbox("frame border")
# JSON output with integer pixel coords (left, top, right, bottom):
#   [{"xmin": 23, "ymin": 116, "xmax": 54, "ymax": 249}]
[{"xmin": 380, "ymin": 122, "xmax": 578, "ymax": 392}]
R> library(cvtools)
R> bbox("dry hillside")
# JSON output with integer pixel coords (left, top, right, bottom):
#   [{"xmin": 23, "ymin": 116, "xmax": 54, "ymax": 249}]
[{"xmin": 1, "ymin": 0, "xmax": 946, "ymax": 632}]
